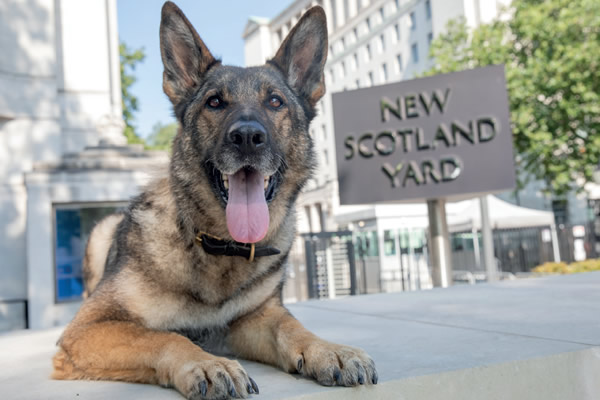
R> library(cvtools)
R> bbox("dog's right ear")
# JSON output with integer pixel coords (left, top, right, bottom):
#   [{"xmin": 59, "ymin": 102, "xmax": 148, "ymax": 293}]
[{"xmin": 160, "ymin": 1, "xmax": 216, "ymax": 106}]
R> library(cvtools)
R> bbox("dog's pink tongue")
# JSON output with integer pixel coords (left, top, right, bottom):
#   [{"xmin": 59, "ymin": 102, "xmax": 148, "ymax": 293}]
[{"xmin": 226, "ymin": 169, "xmax": 269, "ymax": 243}]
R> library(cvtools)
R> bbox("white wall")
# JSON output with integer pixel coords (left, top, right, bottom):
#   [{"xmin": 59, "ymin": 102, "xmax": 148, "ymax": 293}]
[
  {"xmin": 0, "ymin": 0, "xmax": 125, "ymax": 329},
  {"xmin": 25, "ymin": 166, "xmax": 161, "ymax": 329},
  {"xmin": 244, "ymin": 23, "xmax": 273, "ymax": 67}
]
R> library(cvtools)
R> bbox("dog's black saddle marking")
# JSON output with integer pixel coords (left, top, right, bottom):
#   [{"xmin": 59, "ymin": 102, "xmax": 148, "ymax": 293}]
[{"xmin": 197, "ymin": 234, "xmax": 280, "ymax": 261}]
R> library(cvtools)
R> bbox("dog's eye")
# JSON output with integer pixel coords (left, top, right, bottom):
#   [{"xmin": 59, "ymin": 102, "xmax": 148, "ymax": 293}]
[
  {"xmin": 268, "ymin": 96, "xmax": 284, "ymax": 109},
  {"xmin": 207, "ymin": 96, "xmax": 224, "ymax": 109}
]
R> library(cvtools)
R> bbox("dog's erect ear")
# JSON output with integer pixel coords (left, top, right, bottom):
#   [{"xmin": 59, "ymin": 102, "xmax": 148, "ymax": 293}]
[
  {"xmin": 160, "ymin": 2, "xmax": 216, "ymax": 105},
  {"xmin": 270, "ymin": 6, "xmax": 328, "ymax": 107}
]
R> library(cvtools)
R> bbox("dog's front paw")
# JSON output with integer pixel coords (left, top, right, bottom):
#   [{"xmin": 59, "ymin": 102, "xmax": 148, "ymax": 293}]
[
  {"xmin": 295, "ymin": 341, "xmax": 378, "ymax": 387},
  {"xmin": 174, "ymin": 357, "xmax": 259, "ymax": 400}
]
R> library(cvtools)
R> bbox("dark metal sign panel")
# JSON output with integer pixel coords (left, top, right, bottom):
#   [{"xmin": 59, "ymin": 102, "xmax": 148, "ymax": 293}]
[{"xmin": 332, "ymin": 65, "xmax": 516, "ymax": 205}]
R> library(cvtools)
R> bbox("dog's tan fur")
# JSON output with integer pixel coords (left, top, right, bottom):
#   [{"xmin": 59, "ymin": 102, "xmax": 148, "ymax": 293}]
[{"xmin": 53, "ymin": 3, "xmax": 377, "ymax": 399}]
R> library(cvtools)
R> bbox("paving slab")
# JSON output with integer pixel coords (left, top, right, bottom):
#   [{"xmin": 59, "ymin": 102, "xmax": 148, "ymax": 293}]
[{"xmin": 1, "ymin": 272, "xmax": 599, "ymax": 400}]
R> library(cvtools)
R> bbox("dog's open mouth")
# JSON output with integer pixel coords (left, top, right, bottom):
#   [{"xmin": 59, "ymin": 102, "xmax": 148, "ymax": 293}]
[{"xmin": 208, "ymin": 164, "xmax": 281, "ymax": 244}]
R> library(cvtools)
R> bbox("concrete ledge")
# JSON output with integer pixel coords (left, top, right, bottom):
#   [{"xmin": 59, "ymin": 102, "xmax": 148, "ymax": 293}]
[{"xmin": 1, "ymin": 272, "xmax": 599, "ymax": 399}]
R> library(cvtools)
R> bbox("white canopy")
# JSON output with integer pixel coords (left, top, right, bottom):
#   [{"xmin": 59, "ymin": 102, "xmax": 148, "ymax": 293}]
[
  {"xmin": 335, "ymin": 196, "xmax": 555, "ymax": 232},
  {"xmin": 447, "ymin": 195, "xmax": 555, "ymax": 232}
]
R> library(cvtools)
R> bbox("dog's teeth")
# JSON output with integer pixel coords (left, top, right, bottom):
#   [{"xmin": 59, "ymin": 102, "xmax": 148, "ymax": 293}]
[{"xmin": 222, "ymin": 174, "xmax": 229, "ymax": 190}]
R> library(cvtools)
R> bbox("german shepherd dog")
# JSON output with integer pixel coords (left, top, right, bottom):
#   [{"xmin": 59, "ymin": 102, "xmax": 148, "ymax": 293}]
[{"xmin": 52, "ymin": 2, "xmax": 377, "ymax": 399}]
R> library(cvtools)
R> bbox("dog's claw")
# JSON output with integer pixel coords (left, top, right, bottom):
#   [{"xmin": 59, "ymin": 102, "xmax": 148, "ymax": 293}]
[
  {"xmin": 247, "ymin": 382, "xmax": 254, "ymax": 394},
  {"xmin": 358, "ymin": 373, "xmax": 364, "ymax": 385},
  {"xmin": 372, "ymin": 370, "xmax": 379, "ymax": 384},
  {"xmin": 297, "ymin": 357, "xmax": 303, "ymax": 372},
  {"xmin": 249, "ymin": 377, "xmax": 259, "ymax": 394},
  {"xmin": 333, "ymin": 368, "xmax": 341, "ymax": 384},
  {"xmin": 199, "ymin": 380, "xmax": 207, "ymax": 397}
]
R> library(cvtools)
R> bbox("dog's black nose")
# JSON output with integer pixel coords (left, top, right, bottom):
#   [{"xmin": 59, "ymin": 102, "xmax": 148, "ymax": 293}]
[{"xmin": 228, "ymin": 121, "xmax": 267, "ymax": 153}]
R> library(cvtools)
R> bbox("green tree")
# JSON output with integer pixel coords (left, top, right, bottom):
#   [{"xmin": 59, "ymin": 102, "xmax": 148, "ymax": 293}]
[
  {"xmin": 424, "ymin": 0, "xmax": 600, "ymax": 196},
  {"xmin": 147, "ymin": 121, "xmax": 178, "ymax": 151},
  {"xmin": 120, "ymin": 42, "xmax": 146, "ymax": 145}
]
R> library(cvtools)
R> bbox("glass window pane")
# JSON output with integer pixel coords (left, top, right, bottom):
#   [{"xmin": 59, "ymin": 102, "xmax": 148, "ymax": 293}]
[
  {"xmin": 54, "ymin": 204, "xmax": 124, "ymax": 302},
  {"xmin": 384, "ymin": 230, "xmax": 396, "ymax": 255}
]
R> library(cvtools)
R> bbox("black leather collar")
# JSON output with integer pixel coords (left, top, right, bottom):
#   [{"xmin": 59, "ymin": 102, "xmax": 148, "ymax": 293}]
[{"xmin": 195, "ymin": 232, "xmax": 280, "ymax": 262}]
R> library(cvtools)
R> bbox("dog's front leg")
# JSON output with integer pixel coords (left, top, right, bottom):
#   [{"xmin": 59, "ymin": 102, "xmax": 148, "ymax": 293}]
[
  {"xmin": 54, "ymin": 321, "xmax": 258, "ymax": 399},
  {"xmin": 227, "ymin": 297, "xmax": 378, "ymax": 386}
]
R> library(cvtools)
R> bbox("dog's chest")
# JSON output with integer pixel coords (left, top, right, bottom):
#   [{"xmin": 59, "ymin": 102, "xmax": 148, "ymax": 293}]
[{"xmin": 121, "ymin": 260, "xmax": 283, "ymax": 332}]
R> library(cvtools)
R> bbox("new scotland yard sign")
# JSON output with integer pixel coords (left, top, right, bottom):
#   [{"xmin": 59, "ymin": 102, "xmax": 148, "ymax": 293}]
[{"xmin": 332, "ymin": 65, "xmax": 516, "ymax": 205}]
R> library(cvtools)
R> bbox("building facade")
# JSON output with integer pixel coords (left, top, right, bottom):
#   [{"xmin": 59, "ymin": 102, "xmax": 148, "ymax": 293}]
[
  {"xmin": 244, "ymin": 0, "xmax": 511, "ymax": 233},
  {"xmin": 244, "ymin": 0, "xmax": 514, "ymax": 296},
  {"xmin": 0, "ymin": 0, "xmax": 166, "ymax": 330}
]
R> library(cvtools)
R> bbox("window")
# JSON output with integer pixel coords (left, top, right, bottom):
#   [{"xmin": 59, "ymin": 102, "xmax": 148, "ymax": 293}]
[
  {"xmin": 321, "ymin": 123, "xmax": 327, "ymax": 140},
  {"xmin": 329, "ymin": 68, "xmax": 335, "ymax": 83},
  {"xmin": 323, "ymin": 149, "xmax": 329, "ymax": 165},
  {"xmin": 340, "ymin": 37, "xmax": 346, "ymax": 51},
  {"xmin": 354, "ymin": 231, "xmax": 379, "ymax": 257},
  {"xmin": 552, "ymin": 199, "xmax": 569, "ymax": 225},
  {"xmin": 379, "ymin": 34, "xmax": 385, "ymax": 52},
  {"xmin": 396, "ymin": 53, "xmax": 403, "ymax": 72},
  {"xmin": 353, "ymin": 27, "xmax": 358, "ymax": 42},
  {"xmin": 355, "ymin": 79, "xmax": 360, "ymax": 88},
  {"xmin": 395, "ymin": 23, "xmax": 401, "ymax": 42},
  {"xmin": 379, "ymin": 7, "xmax": 384, "ymax": 22},
  {"xmin": 428, "ymin": 32, "xmax": 433, "ymax": 46},
  {"xmin": 341, "ymin": 61, "xmax": 346, "ymax": 78},
  {"xmin": 366, "ymin": 17, "xmax": 371, "ymax": 32},
  {"xmin": 395, "ymin": 0, "xmax": 400, "ymax": 11},
  {"xmin": 410, "ymin": 11, "xmax": 416, "ymax": 30},
  {"xmin": 384, "ymin": 230, "xmax": 396, "ymax": 256},
  {"xmin": 365, "ymin": 43, "xmax": 372, "ymax": 61},
  {"xmin": 411, "ymin": 42, "xmax": 419, "ymax": 63},
  {"xmin": 54, "ymin": 203, "xmax": 125, "ymax": 302},
  {"xmin": 425, "ymin": 0, "xmax": 432, "ymax": 19},
  {"xmin": 367, "ymin": 71, "xmax": 374, "ymax": 86},
  {"xmin": 353, "ymin": 52, "xmax": 359, "ymax": 70},
  {"xmin": 381, "ymin": 63, "xmax": 388, "ymax": 82}
]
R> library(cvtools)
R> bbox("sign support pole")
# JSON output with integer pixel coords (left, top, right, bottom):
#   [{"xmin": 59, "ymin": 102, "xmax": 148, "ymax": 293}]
[
  {"xmin": 427, "ymin": 199, "xmax": 452, "ymax": 287},
  {"xmin": 479, "ymin": 195, "xmax": 497, "ymax": 281}
]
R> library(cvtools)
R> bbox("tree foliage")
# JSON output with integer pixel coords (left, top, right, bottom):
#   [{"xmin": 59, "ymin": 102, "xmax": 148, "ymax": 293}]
[
  {"xmin": 424, "ymin": 0, "xmax": 600, "ymax": 196},
  {"xmin": 120, "ymin": 42, "xmax": 146, "ymax": 145},
  {"xmin": 147, "ymin": 121, "xmax": 178, "ymax": 151}
]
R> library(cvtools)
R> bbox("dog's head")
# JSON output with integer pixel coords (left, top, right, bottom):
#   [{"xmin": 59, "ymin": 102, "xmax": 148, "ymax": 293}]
[{"xmin": 160, "ymin": 2, "xmax": 327, "ymax": 244}]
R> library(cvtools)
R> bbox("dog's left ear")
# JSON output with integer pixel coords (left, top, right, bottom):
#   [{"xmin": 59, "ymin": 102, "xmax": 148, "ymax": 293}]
[
  {"xmin": 160, "ymin": 1, "xmax": 216, "ymax": 106},
  {"xmin": 270, "ymin": 6, "xmax": 328, "ymax": 107}
]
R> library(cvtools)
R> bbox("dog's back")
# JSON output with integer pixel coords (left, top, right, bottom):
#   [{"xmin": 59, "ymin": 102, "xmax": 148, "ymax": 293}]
[{"xmin": 82, "ymin": 213, "xmax": 124, "ymax": 298}]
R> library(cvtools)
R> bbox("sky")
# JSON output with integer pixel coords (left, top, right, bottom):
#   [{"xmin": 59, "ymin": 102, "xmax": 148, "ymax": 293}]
[{"xmin": 116, "ymin": 0, "xmax": 293, "ymax": 139}]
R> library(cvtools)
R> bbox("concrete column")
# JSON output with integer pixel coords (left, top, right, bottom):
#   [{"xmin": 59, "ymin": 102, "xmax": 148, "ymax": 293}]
[
  {"xmin": 480, "ymin": 195, "xmax": 497, "ymax": 281},
  {"xmin": 105, "ymin": 0, "xmax": 125, "ymax": 143},
  {"xmin": 347, "ymin": 0, "xmax": 358, "ymax": 19},
  {"xmin": 335, "ymin": 0, "xmax": 346, "ymax": 28},
  {"xmin": 427, "ymin": 198, "xmax": 452, "ymax": 287}
]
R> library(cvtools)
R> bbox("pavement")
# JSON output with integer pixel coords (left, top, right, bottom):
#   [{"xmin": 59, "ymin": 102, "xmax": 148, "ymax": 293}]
[{"xmin": 1, "ymin": 272, "xmax": 599, "ymax": 400}]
